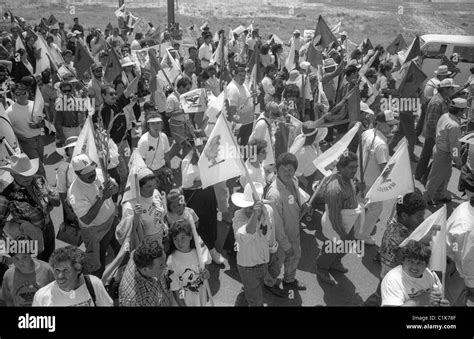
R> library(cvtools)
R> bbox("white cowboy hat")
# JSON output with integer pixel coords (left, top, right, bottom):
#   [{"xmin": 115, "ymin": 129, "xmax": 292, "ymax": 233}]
[
  {"xmin": 231, "ymin": 182, "xmax": 264, "ymax": 208},
  {"xmin": 287, "ymin": 69, "xmax": 301, "ymax": 82},
  {"xmin": 0, "ymin": 153, "xmax": 39, "ymax": 177},
  {"xmin": 438, "ymin": 78, "xmax": 460, "ymax": 89},
  {"xmin": 434, "ymin": 65, "xmax": 452, "ymax": 76},
  {"xmin": 120, "ymin": 56, "xmax": 136, "ymax": 67},
  {"xmin": 360, "ymin": 102, "xmax": 374, "ymax": 115},
  {"xmin": 323, "ymin": 58, "xmax": 337, "ymax": 69},
  {"xmin": 302, "ymin": 120, "xmax": 328, "ymax": 142}
]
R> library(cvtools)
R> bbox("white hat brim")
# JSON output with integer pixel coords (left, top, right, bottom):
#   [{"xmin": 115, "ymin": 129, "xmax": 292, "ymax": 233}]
[
  {"xmin": 231, "ymin": 192, "xmax": 254, "ymax": 208},
  {"xmin": 0, "ymin": 158, "xmax": 39, "ymax": 177}
]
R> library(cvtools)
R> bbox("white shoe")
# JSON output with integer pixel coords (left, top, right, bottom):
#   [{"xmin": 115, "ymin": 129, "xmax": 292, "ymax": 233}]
[{"xmin": 210, "ymin": 248, "xmax": 226, "ymax": 264}]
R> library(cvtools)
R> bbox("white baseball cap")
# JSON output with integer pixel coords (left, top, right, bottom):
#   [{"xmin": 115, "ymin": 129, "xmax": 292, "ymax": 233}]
[{"xmin": 71, "ymin": 154, "xmax": 97, "ymax": 174}]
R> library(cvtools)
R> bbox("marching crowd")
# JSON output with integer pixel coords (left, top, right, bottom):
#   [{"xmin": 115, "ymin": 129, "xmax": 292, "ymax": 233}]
[{"xmin": 0, "ymin": 8, "xmax": 474, "ymax": 308}]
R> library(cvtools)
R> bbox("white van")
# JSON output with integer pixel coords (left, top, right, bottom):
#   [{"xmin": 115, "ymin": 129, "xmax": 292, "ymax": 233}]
[{"xmin": 420, "ymin": 34, "xmax": 474, "ymax": 85}]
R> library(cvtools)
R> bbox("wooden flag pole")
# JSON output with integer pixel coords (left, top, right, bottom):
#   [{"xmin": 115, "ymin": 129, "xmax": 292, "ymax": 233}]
[{"xmin": 133, "ymin": 172, "xmax": 145, "ymax": 241}]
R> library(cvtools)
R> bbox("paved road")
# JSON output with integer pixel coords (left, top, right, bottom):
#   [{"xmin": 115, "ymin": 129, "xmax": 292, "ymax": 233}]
[{"xmin": 42, "ymin": 133, "xmax": 463, "ymax": 306}]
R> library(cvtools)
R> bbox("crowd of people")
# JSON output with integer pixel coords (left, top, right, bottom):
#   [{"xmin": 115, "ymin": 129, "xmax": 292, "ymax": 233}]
[{"xmin": 0, "ymin": 8, "xmax": 473, "ymax": 308}]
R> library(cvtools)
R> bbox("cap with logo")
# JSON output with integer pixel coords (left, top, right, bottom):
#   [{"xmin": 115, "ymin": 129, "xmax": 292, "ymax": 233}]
[{"xmin": 71, "ymin": 154, "xmax": 97, "ymax": 175}]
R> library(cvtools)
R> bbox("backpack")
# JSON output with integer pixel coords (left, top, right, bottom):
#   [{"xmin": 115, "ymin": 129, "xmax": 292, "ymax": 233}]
[{"xmin": 84, "ymin": 275, "xmax": 97, "ymax": 307}]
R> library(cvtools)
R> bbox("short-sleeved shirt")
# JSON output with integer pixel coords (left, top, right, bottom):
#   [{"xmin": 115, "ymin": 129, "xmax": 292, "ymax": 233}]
[
  {"xmin": 32, "ymin": 275, "xmax": 113, "ymax": 306},
  {"xmin": 1, "ymin": 259, "xmax": 54, "ymax": 306},
  {"xmin": 55, "ymin": 161, "xmax": 76, "ymax": 194},
  {"xmin": 198, "ymin": 43, "xmax": 213, "ymax": 69},
  {"xmin": 359, "ymin": 128, "xmax": 389, "ymax": 188},
  {"xmin": 435, "ymin": 113, "xmax": 461, "ymax": 157},
  {"xmin": 166, "ymin": 207, "xmax": 199, "ymax": 226},
  {"xmin": 68, "ymin": 169, "xmax": 116, "ymax": 228},
  {"xmin": 6, "ymin": 101, "xmax": 42, "ymax": 139},
  {"xmin": 381, "ymin": 265, "xmax": 442, "ymax": 306},
  {"xmin": 166, "ymin": 92, "xmax": 187, "ymax": 122},
  {"xmin": 137, "ymin": 132, "xmax": 170, "ymax": 171},
  {"xmin": 226, "ymin": 79, "xmax": 254, "ymax": 125}
]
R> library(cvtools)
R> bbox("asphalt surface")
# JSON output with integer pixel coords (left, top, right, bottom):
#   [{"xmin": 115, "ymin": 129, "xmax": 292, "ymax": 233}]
[{"xmin": 42, "ymin": 132, "xmax": 463, "ymax": 307}]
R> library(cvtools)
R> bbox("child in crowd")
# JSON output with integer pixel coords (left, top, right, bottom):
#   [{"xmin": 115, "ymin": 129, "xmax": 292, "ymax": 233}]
[{"xmin": 165, "ymin": 188, "xmax": 199, "ymax": 228}]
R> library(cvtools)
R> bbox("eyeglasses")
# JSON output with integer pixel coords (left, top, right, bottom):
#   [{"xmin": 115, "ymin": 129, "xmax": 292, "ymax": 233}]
[
  {"xmin": 107, "ymin": 92, "xmax": 117, "ymax": 96},
  {"xmin": 14, "ymin": 90, "xmax": 27, "ymax": 96}
]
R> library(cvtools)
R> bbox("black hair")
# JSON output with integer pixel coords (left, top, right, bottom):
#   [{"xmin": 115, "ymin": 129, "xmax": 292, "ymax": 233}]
[
  {"xmin": 345, "ymin": 65, "xmax": 359, "ymax": 78},
  {"xmin": 260, "ymin": 44, "xmax": 270, "ymax": 55},
  {"xmin": 234, "ymin": 66, "xmax": 246, "ymax": 76},
  {"xmin": 49, "ymin": 246, "xmax": 85, "ymax": 272},
  {"xmin": 396, "ymin": 190, "xmax": 426, "ymax": 219},
  {"xmin": 276, "ymin": 152, "xmax": 298, "ymax": 171},
  {"xmin": 400, "ymin": 240, "xmax": 431, "ymax": 265},
  {"xmin": 138, "ymin": 173, "xmax": 156, "ymax": 188},
  {"xmin": 264, "ymin": 64, "xmax": 276, "ymax": 76},
  {"xmin": 176, "ymin": 76, "xmax": 192, "ymax": 89},
  {"xmin": 167, "ymin": 219, "xmax": 196, "ymax": 253},
  {"xmin": 100, "ymin": 84, "xmax": 114, "ymax": 96},
  {"xmin": 188, "ymin": 46, "xmax": 197, "ymax": 53},
  {"xmin": 336, "ymin": 151, "xmax": 358, "ymax": 170},
  {"xmin": 143, "ymin": 101, "xmax": 156, "ymax": 112},
  {"xmin": 113, "ymin": 78, "xmax": 125, "ymax": 90},
  {"xmin": 248, "ymin": 138, "xmax": 267, "ymax": 155},
  {"xmin": 133, "ymin": 239, "xmax": 164, "ymax": 269},
  {"xmin": 283, "ymin": 83, "xmax": 300, "ymax": 99},
  {"xmin": 350, "ymin": 49, "xmax": 362, "ymax": 60},
  {"xmin": 470, "ymin": 66, "xmax": 474, "ymax": 74}
]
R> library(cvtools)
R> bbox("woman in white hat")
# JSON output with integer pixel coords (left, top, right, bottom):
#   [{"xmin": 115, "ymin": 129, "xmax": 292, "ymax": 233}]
[
  {"xmin": 0, "ymin": 153, "xmax": 60, "ymax": 261},
  {"xmin": 231, "ymin": 182, "xmax": 279, "ymax": 305},
  {"xmin": 289, "ymin": 121, "xmax": 327, "ymax": 193}
]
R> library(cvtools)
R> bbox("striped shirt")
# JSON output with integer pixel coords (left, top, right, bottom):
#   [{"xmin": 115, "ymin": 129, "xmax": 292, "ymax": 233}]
[
  {"xmin": 423, "ymin": 92, "xmax": 450, "ymax": 139},
  {"xmin": 324, "ymin": 173, "xmax": 358, "ymax": 235}
]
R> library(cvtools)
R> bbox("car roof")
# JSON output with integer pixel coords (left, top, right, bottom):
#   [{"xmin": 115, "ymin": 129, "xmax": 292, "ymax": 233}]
[{"xmin": 420, "ymin": 34, "xmax": 474, "ymax": 46}]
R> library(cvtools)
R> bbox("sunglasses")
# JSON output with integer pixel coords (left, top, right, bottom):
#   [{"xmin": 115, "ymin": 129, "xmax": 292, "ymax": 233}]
[
  {"xmin": 62, "ymin": 89, "xmax": 72, "ymax": 93},
  {"xmin": 14, "ymin": 90, "xmax": 27, "ymax": 96},
  {"xmin": 107, "ymin": 92, "xmax": 117, "ymax": 96}
]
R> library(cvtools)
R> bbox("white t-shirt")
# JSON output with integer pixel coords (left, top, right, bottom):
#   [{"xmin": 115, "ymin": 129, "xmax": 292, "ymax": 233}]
[
  {"xmin": 122, "ymin": 189, "xmax": 167, "ymax": 244},
  {"xmin": 6, "ymin": 101, "xmax": 42, "ymax": 139},
  {"xmin": 137, "ymin": 132, "xmax": 170, "ymax": 171},
  {"xmin": 32, "ymin": 275, "xmax": 113, "ymax": 307},
  {"xmin": 198, "ymin": 43, "xmax": 213, "ymax": 69},
  {"xmin": 167, "ymin": 246, "xmax": 211, "ymax": 306},
  {"xmin": 381, "ymin": 265, "xmax": 442, "ymax": 306},
  {"xmin": 359, "ymin": 128, "xmax": 389, "ymax": 188},
  {"xmin": 226, "ymin": 80, "xmax": 254, "ymax": 125},
  {"xmin": 68, "ymin": 169, "xmax": 116, "ymax": 228},
  {"xmin": 56, "ymin": 161, "xmax": 76, "ymax": 194}
]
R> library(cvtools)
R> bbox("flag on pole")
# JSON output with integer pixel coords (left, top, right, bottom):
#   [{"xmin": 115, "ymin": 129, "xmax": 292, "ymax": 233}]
[
  {"xmin": 359, "ymin": 38, "xmax": 374, "ymax": 55},
  {"xmin": 15, "ymin": 35, "xmax": 26, "ymax": 55},
  {"xmin": 122, "ymin": 150, "xmax": 147, "ymax": 205},
  {"xmin": 247, "ymin": 44, "xmax": 261, "ymax": 91},
  {"xmin": 331, "ymin": 21, "xmax": 342, "ymax": 35},
  {"xmin": 386, "ymin": 34, "xmax": 408, "ymax": 55},
  {"xmin": 32, "ymin": 85, "xmax": 44, "ymax": 118},
  {"xmin": 104, "ymin": 47, "xmax": 123, "ymax": 84},
  {"xmin": 114, "ymin": 3, "xmax": 127, "ymax": 18},
  {"xmin": 198, "ymin": 113, "xmax": 246, "ymax": 188},
  {"xmin": 180, "ymin": 88, "xmax": 208, "ymax": 113},
  {"xmin": 72, "ymin": 116, "xmax": 100, "ymax": 167},
  {"xmin": 365, "ymin": 140, "xmax": 415, "ymax": 203},
  {"xmin": 74, "ymin": 40, "xmax": 95, "ymax": 80},
  {"xmin": 210, "ymin": 34, "xmax": 224, "ymax": 66},
  {"xmin": 307, "ymin": 16, "xmax": 336, "ymax": 67},
  {"xmin": 402, "ymin": 36, "xmax": 422, "ymax": 64},
  {"xmin": 459, "ymin": 132, "xmax": 474, "ymax": 145},
  {"xmin": 285, "ymin": 40, "xmax": 295, "ymax": 72},
  {"xmin": 399, "ymin": 204, "xmax": 447, "ymax": 273},
  {"xmin": 157, "ymin": 48, "xmax": 181, "ymax": 85},
  {"xmin": 313, "ymin": 122, "xmax": 361, "ymax": 176},
  {"xmin": 394, "ymin": 60, "xmax": 427, "ymax": 98},
  {"xmin": 34, "ymin": 34, "xmax": 53, "ymax": 76},
  {"xmin": 440, "ymin": 55, "xmax": 460, "ymax": 75}
]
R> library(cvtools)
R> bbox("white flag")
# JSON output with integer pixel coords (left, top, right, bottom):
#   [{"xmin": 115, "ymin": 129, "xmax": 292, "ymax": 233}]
[
  {"xmin": 365, "ymin": 140, "xmax": 414, "ymax": 203},
  {"xmin": 332, "ymin": 22, "xmax": 342, "ymax": 35},
  {"xmin": 313, "ymin": 122, "xmax": 361, "ymax": 177},
  {"xmin": 114, "ymin": 4, "xmax": 126, "ymax": 18},
  {"xmin": 32, "ymin": 85, "xmax": 44, "ymax": 118},
  {"xmin": 122, "ymin": 150, "xmax": 147, "ymax": 205},
  {"xmin": 180, "ymin": 88, "xmax": 207, "ymax": 114},
  {"xmin": 72, "ymin": 116, "xmax": 100, "ymax": 166},
  {"xmin": 400, "ymin": 205, "xmax": 447, "ymax": 273},
  {"xmin": 157, "ymin": 48, "xmax": 181, "ymax": 85},
  {"xmin": 285, "ymin": 41, "xmax": 295, "ymax": 72},
  {"xmin": 459, "ymin": 132, "xmax": 474, "ymax": 145},
  {"xmin": 34, "ymin": 34, "xmax": 52, "ymax": 76},
  {"xmin": 198, "ymin": 113, "xmax": 245, "ymax": 188}
]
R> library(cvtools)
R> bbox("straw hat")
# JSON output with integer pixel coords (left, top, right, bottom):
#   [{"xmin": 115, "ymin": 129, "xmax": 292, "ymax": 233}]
[{"xmin": 0, "ymin": 153, "xmax": 39, "ymax": 177}]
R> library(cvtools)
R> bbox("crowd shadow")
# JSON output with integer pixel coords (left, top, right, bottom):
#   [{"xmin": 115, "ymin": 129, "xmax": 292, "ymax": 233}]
[
  {"xmin": 360, "ymin": 245, "xmax": 381, "ymax": 279},
  {"xmin": 43, "ymin": 150, "xmax": 63, "ymax": 166},
  {"xmin": 318, "ymin": 272, "xmax": 364, "ymax": 306}
]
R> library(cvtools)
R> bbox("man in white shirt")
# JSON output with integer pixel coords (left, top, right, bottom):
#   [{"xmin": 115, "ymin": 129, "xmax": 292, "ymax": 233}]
[
  {"xmin": 227, "ymin": 66, "xmax": 256, "ymax": 146},
  {"xmin": 198, "ymin": 32, "xmax": 213, "ymax": 70},
  {"xmin": 288, "ymin": 30, "xmax": 304, "ymax": 64},
  {"xmin": 232, "ymin": 182, "xmax": 279, "ymax": 305},
  {"xmin": 6, "ymin": 82, "xmax": 45, "ymax": 176},
  {"xmin": 357, "ymin": 111, "xmax": 398, "ymax": 245},
  {"xmin": 107, "ymin": 27, "xmax": 124, "ymax": 48},
  {"xmin": 381, "ymin": 240, "xmax": 449, "ymax": 307},
  {"xmin": 137, "ymin": 113, "xmax": 170, "ymax": 174},
  {"xmin": 68, "ymin": 154, "xmax": 120, "ymax": 276},
  {"xmin": 33, "ymin": 246, "xmax": 113, "ymax": 306}
]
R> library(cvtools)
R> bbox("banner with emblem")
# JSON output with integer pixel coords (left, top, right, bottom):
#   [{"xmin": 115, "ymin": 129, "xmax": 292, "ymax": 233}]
[
  {"xmin": 180, "ymin": 88, "xmax": 208, "ymax": 114},
  {"xmin": 365, "ymin": 139, "xmax": 414, "ymax": 204},
  {"xmin": 130, "ymin": 44, "xmax": 161, "ymax": 69},
  {"xmin": 198, "ymin": 113, "xmax": 245, "ymax": 188},
  {"xmin": 133, "ymin": 17, "xmax": 151, "ymax": 36}
]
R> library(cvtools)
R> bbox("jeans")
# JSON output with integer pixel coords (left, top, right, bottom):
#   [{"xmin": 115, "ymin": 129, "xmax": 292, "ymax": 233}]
[
  {"xmin": 237, "ymin": 264, "xmax": 268, "ymax": 306},
  {"xmin": 389, "ymin": 113, "xmax": 416, "ymax": 159},
  {"xmin": 415, "ymin": 137, "xmax": 436, "ymax": 180},
  {"xmin": 264, "ymin": 238, "xmax": 301, "ymax": 285}
]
